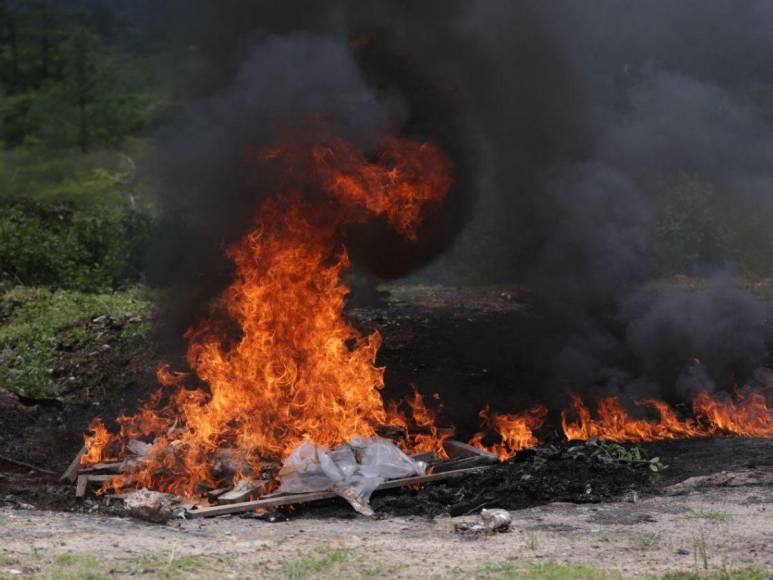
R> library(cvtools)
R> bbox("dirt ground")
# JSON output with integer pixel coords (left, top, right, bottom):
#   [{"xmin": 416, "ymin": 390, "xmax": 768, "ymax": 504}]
[{"xmin": 1, "ymin": 471, "xmax": 772, "ymax": 579}]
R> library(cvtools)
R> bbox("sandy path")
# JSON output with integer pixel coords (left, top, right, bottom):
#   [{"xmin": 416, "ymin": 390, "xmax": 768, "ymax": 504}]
[{"xmin": 1, "ymin": 479, "xmax": 771, "ymax": 578}]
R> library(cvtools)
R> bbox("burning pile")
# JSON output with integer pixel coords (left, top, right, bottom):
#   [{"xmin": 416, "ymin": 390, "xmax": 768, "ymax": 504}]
[
  {"xmin": 82, "ymin": 134, "xmax": 452, "ymax": 497},
  {"xmin": 77, "ymin": 133, "xmax": 773, "ymax": 510}
]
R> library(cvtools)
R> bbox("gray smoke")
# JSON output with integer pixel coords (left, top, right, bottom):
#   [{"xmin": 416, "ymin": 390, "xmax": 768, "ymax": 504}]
[{"xmin": 140, "ymin": 1, "xmax": 773, "ymax": 405}]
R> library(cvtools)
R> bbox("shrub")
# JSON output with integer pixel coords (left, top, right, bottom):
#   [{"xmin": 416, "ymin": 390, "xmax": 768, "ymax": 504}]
[
  {"xmin": 654, "ymin": 174, "xmax": 773, "ymax": 277},
  {"xmin": 0, "ymin": 200, "xmax": 154, "ymax": 291}
]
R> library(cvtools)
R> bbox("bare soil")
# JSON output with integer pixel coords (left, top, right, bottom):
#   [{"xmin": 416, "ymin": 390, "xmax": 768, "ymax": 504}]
[{"xmin": 1, "ymin": 468, "xmax": 772, "ymax": 578}]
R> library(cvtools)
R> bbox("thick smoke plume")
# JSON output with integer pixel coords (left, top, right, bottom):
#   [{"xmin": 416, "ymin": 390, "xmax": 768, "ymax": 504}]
[{"xmin": 141, "ymin": 1, "xmax": 773, "ymax": 411}]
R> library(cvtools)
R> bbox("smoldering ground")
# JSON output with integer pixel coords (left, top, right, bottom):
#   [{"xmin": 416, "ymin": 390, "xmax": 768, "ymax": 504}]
[{"xmin": 137, "ymin": 1, "xmax": 773, "ymax": 415}]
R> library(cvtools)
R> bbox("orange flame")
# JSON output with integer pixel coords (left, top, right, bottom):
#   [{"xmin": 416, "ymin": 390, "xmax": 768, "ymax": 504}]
[
  {"xmin": 384, "ymin": 386, "xmax": 451, "ymax": 459},
  {"xmin": 561, "ymin": 390, "xmax": 773, "ymax": 443},
  {"xmin": 470, "ymin": 404, "xmax": 548, "ymax": 460},
  {"xmin": 83, "ymin": 135, "xmax": 451, "ymax": 496}
]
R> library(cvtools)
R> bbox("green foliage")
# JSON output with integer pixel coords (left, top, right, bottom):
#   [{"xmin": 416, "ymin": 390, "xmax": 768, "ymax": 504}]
[
  {"xmin": 0, "ymin": 199, "xmax": 153, "ymax": 291},
  {"xmin": 654, "ymin": 174, "xmax": 773, "ymax": 277},
  {"xmin": 567, "ymin": 438, "xmax": 667, "ymax": 471},
  {"xmin": 0, "ymin": 286, "xmax": 152, "ymax": 397}
]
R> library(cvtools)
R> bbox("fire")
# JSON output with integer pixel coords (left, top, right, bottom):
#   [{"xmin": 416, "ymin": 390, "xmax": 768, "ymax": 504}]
[
  {"xmin": 79, "ymin": 130, "xmax": 773, "ymax": 498},
  {"xmin": 562, "ymin": 390, "xmax": 773, "ymax": 443},
  {"xmin": 384, "ymin": 387, "xmax": 451, "ymax": 459},
  {"xmin": 83, "ymin": 134, "xmax": 451, "ymax": 497},
  {"xmin": 470, "ymin": 404, "xmax": 548, "ymax": 459}
]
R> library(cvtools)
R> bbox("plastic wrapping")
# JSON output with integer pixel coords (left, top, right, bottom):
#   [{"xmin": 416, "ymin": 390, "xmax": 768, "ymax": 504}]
[
  {"xmin": 278, "ymin": 437, "xmax": 426, "ymax": 515},
  {"xmin": 454, "ymin": 508, "xmax": 512, "ymax": 535}
]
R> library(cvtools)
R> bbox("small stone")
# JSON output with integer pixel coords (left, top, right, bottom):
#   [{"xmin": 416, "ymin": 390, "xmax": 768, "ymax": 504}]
[{"xmin": 677, "ymin": 548, "xmax": 690, "ymax": 555}]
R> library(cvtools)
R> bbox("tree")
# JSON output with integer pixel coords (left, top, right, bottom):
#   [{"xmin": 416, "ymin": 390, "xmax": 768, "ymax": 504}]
[
  {"xmin": 66, "ymin": 26, "xmax": 97, "ymax": 153},
  {"xmin": 0, "ymin": 0, "xmax": 22, "ymax": 93}
]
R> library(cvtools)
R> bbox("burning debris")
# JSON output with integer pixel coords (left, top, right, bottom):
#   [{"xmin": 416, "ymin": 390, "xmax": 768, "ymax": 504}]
[{"xmin": 60, "ymin": 42, "xmax": 771, "ymax": 519}]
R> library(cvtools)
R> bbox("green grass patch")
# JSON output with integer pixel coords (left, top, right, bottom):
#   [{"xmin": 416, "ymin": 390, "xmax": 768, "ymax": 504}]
[
  {"xmin": 476, "ymin": 561, "xmax": 622, "ymax": 579},
  {"xmin": 45, "ymin": 553, "xmax": 106, "ymax": 580},
  {"xmin": 0, "ymin": 286, "xmax": 152, "ymax": 397},
  {"xmin": 683, "ymin": 508, "xmax": 733, "ymax": 522},
  {"xmin": 282, "ymin": 547, "xmax": 350, "ymax": 579},
  {"xmin": 658, "ymin": 567, "xmax": 773, "ymax": 579},
  {"xmin": 125, "ymin": 554, "xmax": 221, "ymax": 579},
  {"xmin": 632, "ymin": 533, "xmax": 662, "ymax": 551}
]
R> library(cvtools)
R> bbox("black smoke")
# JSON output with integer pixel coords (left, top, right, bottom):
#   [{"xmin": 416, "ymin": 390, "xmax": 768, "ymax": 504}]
[{"xmin": 137, "ymin": 1, "xmax": 773, "ymax": 407}]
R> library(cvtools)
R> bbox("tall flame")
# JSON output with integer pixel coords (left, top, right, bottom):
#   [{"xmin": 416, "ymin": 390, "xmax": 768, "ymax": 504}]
[{"xmin": 83, "ymin": 135, "xmax": 451, "ymax": 496}]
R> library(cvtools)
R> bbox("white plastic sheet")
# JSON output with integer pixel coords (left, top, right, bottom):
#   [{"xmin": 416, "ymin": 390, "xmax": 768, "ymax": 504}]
[{"xmin": 278, "ymin": 437, "xmax": 427, "ymax": 515}]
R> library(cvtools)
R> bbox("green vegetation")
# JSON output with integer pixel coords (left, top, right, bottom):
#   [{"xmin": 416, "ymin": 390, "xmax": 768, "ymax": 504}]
[
  {"xmin": 683, "ymin": 508, "xmax": 733, "ymax": 522},
  {"xmin": 126, "ymin": 554, "xmax": 221, "ymax": 579},
  {"xmin": 47, "ymin": 553, "xmax": 106, "ymax": 580},
  {"xmin": 476, "ymin": 560, "xmax": 622, "ymax": 579},
  {"xmin": 0, "ymin": 285, "xmax": 152, "ymax": 397},
  {"xmin": 0, "ymin": 2, "xmax": 165, "ymax": 293},
  {"xmin": 0, "ymin": 197, "xmax": 153, "ymax": 291},
  {"xmin": 655, "ymin": 173, "xmax": 773, "ymax": 277},
  {"xmin": 525, "ymin": 531, "xmax": 540, "ymax": 550},
  {"xmin": 281, "ymin": 547, "xmax": 351, "ymax": 579},
  {"xmin": 659, "ymin": 568, "xmax": 773, "ymax": 580},
  {"xmin": 632, "ymin": 533, "xmax": 662, "ymax": 551}
]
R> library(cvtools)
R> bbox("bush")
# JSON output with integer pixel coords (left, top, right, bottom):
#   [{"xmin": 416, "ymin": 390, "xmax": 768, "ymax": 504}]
[
  {"xmin": 654, "ymin": 174, "xmax": 773, "ymax": 277},
  {"xmin": 0, "ymin": 200, "xmax": 154, "ymax": 291}
]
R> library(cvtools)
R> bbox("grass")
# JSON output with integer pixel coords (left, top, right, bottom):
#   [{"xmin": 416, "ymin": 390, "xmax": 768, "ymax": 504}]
[
  {"xmin": 10, "ymin": 552, "xmax": 223, "ymax": 579},
  {"xmin": 476, "ymin": 561, "xmax": 622, "ymax": 579},
  {"xmin": 525, "ymin": 531, "xmax": 540, "ymax": 550},
  {"xmin": 281, "ymin": 547, "xmax": 351, "ymax": 579},
  {"xmin": 632, "ymin": 533, "xmax": 662, "ymax": 551},
  {"xmin": 125, "ymin": 554, "xmax": 221, "ymax": 579},
  {"xmin": 0, "ymin": 285, "xmax": 152, "ymax": 397},
  {"xmin": 683, "ymin": 508, "xmax": 733, "ymax": 522},
  {"xmin": 45, "ymin": 553, "xmax": 106, "ymax": 580},
  {"xmin": 0, "ymin": 142, "xmax": 155, "ymax": 215},
  {"xmin": 475, "ymin": 561, "xmax": 773, "ymax": 580},
  {"xmin": 658, "ymin": 567, "xmax": 773, "ymax": 579}
]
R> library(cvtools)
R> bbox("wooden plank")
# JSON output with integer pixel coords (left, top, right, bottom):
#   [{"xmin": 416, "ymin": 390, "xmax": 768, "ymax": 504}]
[
  {"xmin": 433, "ymin": 455, "xmax": 498, "ymax": 472},
  {"xmin": 217, "ymin": 479, "xmax": 269, "ymax": 504},
  {"xmin": 75, "ymin": 474, "xmax": 115, "ymax": 498},
  {"xmin": 206, "ymin": 487, "xmax": 231, "ymax": 503},
  {"xmin": 75, "ymin": 475, "xmax": 89, "ymax": 498},
  {"xmin": 0, "ymin": 453, "xmax": 57, "ymax": 475},
  {"xmin": 408, "ymin": 451, "xmax": 438, "ymax": 463},
  {"xmin": 185, "ymin": 465, "xmax": 491, "ymax": 519},
  {"xmin": 79, "ymin": 462, "xmax": 129, "ymax": 474},
  {"xmin": 443, "ymin": 439, "xmax": 498, "ymax": 461},
  {"xmin": 60, "ymin": 448, "xmax": 85, "ymax": 482}
]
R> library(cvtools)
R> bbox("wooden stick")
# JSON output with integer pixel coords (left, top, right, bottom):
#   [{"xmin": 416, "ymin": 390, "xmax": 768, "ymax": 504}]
[
  {"xmin": 60, "ymin": 448, "xmax": 85, "ymax": 482},
  {"xmin": 79, "ymin": 462, "xmax": 130, "ymax": 474},
  {"xmin": 0, "ymin": 453, "xmax": 57, "ymax": 475},
  {"xmin": 443, "ymin": 439, "xmax": 498, "ymax": 461},
  {"xmin": 434, "ymin": 455, "xmax": 498, "ymax": 472},
  {"xmin": 185, "ymin": 465, "xmax": 490, "ymax": 519},
  {"xmin": 217, "ymin": 480, "xmax": 269, "ymax": 504},
  {"xmin": 75, "ymin": 474, "xmax": 115, "ymax": 498}
]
